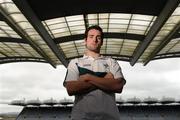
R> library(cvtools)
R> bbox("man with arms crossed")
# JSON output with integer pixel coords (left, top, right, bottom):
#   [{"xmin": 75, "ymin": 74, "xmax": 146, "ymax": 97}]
[{"xmin": 64, "ymin": 25, "xmax": 126, "ymax": 120}]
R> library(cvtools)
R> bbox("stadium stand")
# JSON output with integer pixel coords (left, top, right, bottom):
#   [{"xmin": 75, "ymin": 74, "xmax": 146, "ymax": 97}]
[
  {"xmin": 17, "ymin": 107, "xmax": 71, "ymax": 120},
  {"xmin": 119, "ymin": 105, "xmax": 180, "ymax": 120},
  {"xmin": 16, "ymin": 104, "xmax": 180, "ymax": 120}
]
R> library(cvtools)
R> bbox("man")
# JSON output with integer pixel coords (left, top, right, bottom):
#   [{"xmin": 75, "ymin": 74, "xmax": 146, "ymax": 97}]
[{"xmin": 64, "ymin": 25, "xmax": 126, "ymax": 120}]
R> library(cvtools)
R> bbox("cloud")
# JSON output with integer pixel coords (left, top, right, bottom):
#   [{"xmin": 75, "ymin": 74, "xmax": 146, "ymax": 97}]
[
  {"xmin": 135, "ymin": 58, "xmax": 180, "ymax": 72},
  {"xmin": 0, "ymin": 62, "xmax": 68, "ymax": 102},
  {"xmin": 118, "ymin": 58, "xmax": 180, "ymax": 100},
  {"xmin": 0, "ymin": 104, "xmax": 23, "ymax": 113}
]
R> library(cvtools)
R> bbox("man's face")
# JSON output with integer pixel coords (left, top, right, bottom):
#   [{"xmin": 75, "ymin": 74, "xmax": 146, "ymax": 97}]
[{"xmin": 85, "ymin": 29, "xmax": 103, "ymax": 52}]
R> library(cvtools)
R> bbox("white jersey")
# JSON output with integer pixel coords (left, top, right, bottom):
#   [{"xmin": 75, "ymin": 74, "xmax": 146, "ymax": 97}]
[{"xmin": 64, "ymin": 55, "xmax": 125, "ymax": 120}]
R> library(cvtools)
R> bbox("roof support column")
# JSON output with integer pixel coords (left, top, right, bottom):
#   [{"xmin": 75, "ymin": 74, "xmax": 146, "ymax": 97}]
[
  {"xmin": 130, "ymin": 0, "xmax": 180, "ymax": 66},
  {"xmin": 13, "ymin": 0, "xmax": 68, "ymax": 67}
]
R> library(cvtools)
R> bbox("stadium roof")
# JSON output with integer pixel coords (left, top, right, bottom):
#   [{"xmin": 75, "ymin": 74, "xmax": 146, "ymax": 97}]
[{"xmin": 0, "ymin": 0, "xmax": 180, "ymax": 68}]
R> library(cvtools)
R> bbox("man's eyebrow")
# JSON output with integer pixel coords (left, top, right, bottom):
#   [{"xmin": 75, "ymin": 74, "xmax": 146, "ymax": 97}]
[{"xmin": 88, "ymin": 34, "xmax": 101, "ymax": 37}]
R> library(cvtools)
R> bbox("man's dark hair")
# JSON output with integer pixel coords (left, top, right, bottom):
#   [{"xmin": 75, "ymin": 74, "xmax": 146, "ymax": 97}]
[{"xmin": 84, "ymin": 25, "xmax": 104, "ymax": 40}]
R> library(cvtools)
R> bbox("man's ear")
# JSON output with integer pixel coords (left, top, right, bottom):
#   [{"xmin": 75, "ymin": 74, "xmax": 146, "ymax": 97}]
[
  {"xmin": 84, "ymin": 38, "xmax": 87, "ymax": 45},
  {"xmin": 100, "ymin": 40, "xmax": 103, "ymax": 46}
]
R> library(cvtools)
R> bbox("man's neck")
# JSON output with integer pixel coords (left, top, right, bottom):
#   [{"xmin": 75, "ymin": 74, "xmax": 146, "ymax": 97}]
[{"xmin": 85, "ymin": 50, "xmax": 101, "ymax": 58}]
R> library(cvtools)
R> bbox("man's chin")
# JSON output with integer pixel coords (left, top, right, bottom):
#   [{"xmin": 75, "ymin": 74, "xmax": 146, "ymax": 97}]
[
  {"xmin": 87, "ymin": 46, "xmax": 101, "ymax": 52},
  {"xmin": 91, "ymin": 49, "xmax": 100, "ymax": 53}
]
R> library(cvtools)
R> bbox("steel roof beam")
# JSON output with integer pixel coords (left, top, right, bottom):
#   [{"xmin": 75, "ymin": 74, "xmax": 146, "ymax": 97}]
[
  {"xmin": 153, "ymin": 52, "xmax": 180, "ymax": 57},
  {"xmin": 152, "ymin": 52, "xmax": 180, "ymax": 60},
  {"xmin": 172, "ymin": 32, "xmax": 180, "ymax": 39},
  {"xmin": 0, "ymin": 32, "xmax": 144, "ymax": 44},
  {"xmin": 83, "ymin": 14, "xmax": 89, "ymax": 30},
  {"xmin": 0, "ymin": 10, "xmax": 56, "ymax": 68},
  {"xmin": 130, "ymin": 0, "xmax": 180, "ymax": 66},
  {"xmin": 0, "ymin": 37, "xmax": 28, "ymax": 43},
  {"xmin": 144, "ymin": 23, "xmax": 180, "ymax": 65},
  {"xmin": 54, "ymin": 33, "xmax": 144, "ymax": 44},
  {"xmin": 0, "ymin": 57, "xmax": 47, "ymax": 64},
  {"xmin": 67, "ymin": 54, "xmax": 131, "ymax": 62},
  {"xmin": 13, "ymin": 0, "xmax": 68, "ymax": 67}
]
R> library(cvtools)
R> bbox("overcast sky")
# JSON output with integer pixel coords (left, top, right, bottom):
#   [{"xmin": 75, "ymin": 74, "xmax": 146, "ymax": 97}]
[{"xmin": 0, "ymin": 58, "xmax": 180, "ymax": 113}]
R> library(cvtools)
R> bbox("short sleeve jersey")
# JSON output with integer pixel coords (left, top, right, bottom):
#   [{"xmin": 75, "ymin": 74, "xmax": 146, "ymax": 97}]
[{"xmin": 64, "ymin": 55, "xmax": 125, "ymax": 120}]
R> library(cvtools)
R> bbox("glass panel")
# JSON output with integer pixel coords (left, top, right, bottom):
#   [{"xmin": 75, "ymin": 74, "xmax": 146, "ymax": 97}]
[
  {"xmin": 108, "ymin": 28, "xmax": 126, "ymax": 33},
  {"xmin": 52, "ymin": 28, "xmax": 69, "ymax": 33},
  {"xmin": 0, "ymin": 30, "xmax": 8, "ymax": 37},
  {"xmin": 132, "ymin": 14, "xmax": 153, "ymax": 21},
  {"xmin": 88, "ymin": 14, "xmax": 98, "ymax": 19},
  {"xmin": 167, "ymin": 16, "xmax": 180, "ymax": 24},
  {"xmin": 68, "ymin": 21, "xmax": 84, "ymax": 26},
  {"xmin": 48, "ymin": 23, "xmax": 67, "ymax": 30},
  {"xmin": 127, "ymin": 30, "xmax": 145, "ymax": 35},
  {"xmin": 45, "ymin": 17, "xmax": 66, "ymax": 25},
  {"xmin": 109, "ymin": 19, "xmax": 129, "ymax": 24},
  {"xmin": 99, "ymin": 13, "xmax": 109, "ymax": 18},
  {"xmin": 129, "ymin": 25, "xmax": 147, "ymax": 31},
  {"xmin": 54, "ymin": 32, "xmax": 71, "ymax": 38},
  {"xmin": 99, "ymin": 19, "xmax": 109, "ymax": 24},
  {"xmin": 17, "ymin": 21, "xmax": 33, "ymax": 30},
  {"xmin": 71, "ymin": 30, "xmax": 85, "ymax": 35},
  {"xmin": 10, "ymin": 13, "xmax": 27, "ymax": 22},
  {"xmin": 66, "ymin": 15, "xmax": 84, "ymax": 21},
  {"xmin": 0, "ymin": 1, "xmax": 19, "ymax": 13},
  {"xmin": 110, "ymin": 13, "xmax": 131, "ymax": 19},
  {"xmin": 65, "ymin": 53, "xmax": 78, "ymax": 58},
  {"xmin": 0, "ymin": 21, "xmax": 21, "ymax": 38},
  {"xmin": 88, "ymin": 19, "xmax": 98, "ymax": 25},
  {"xmin": 109, "ymin": 24, "xmax": 128, "ymax": 29},
  {"xmin": 172, "ymin": 6, "xmax": 180, "ymax": 15},
  {"xmin": 130, "ymin": 20, "xmax": 150, "ymax": 26}
]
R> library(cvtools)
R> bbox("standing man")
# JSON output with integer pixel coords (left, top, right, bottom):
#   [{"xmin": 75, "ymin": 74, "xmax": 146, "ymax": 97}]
[{"xmin": 64, "ymin": 25, "xmax": 126, "ymax": 120}]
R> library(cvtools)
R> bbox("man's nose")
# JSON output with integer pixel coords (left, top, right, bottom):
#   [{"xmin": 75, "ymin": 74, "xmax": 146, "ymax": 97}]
[{"xmin": 94, "ymin": 37, "xmax": 98, "ymax": 43}]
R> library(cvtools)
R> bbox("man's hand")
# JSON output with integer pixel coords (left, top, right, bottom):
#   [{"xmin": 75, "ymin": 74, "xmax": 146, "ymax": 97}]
[
  {"xmin": 104, "ymin": 72, "xmax": 114, "ymax": 79},
  {"xmin": 79, "ymin": 74, "xmax": 93, "ymax": 82}
]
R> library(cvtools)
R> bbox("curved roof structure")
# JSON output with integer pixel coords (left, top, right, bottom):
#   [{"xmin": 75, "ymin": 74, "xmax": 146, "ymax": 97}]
[{"xmin": 0, "ymin": 0, "xmax": 180, "ymax": 67}]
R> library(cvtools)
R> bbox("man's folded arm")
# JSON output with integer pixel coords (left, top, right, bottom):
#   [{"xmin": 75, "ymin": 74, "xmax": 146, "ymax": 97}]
[
  {"xmin": 64, "ymin": 80, "xmax": 96, "ymax": 96},
  {"xmin": 81, "ymin": 73, "xmax": 126, "ymax": 93}
]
